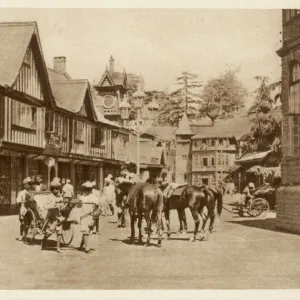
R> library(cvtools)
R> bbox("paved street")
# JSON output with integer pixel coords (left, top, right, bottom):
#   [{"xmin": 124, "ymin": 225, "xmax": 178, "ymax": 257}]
[{"xmin": 1, "ymin": 196, "xmax": 300, "ymax": 289}]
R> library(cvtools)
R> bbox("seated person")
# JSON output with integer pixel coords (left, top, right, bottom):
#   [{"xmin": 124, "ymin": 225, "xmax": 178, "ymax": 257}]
[{"xmin": 241, "ymin": 182, "xmax": 255, "ymax": 208}]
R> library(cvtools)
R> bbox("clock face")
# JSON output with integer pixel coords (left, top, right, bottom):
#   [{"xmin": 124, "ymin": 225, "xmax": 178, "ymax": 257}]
[{"xmin": 103, "ymin": 95, "xmax": 116, "ymax": 109}]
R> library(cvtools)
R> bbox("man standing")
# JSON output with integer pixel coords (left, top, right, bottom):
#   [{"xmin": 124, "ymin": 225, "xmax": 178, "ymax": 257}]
[
  {"xmin": 62, "ymin": 179, "xmax": 74, "ymax": 200},
  {"xmin": 33, "ymin": 175, "xmax": 47, "ymax": 192},
  {"xmin": 78, "ymin": 181, "xmax": 101, "ymax": 253},
  {"xmin": 103, "ymin": 175, "xmax": 116, "ymax": 216},
  {"xmin": 16, "ymin": 177, "xmax": 33, "ymax": 241}
]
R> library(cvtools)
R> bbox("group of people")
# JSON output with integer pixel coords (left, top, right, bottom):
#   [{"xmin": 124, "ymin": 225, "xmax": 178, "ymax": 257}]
[{"xmin": 16, "ymin": 174, "xmax": 109, "ymax": 253}]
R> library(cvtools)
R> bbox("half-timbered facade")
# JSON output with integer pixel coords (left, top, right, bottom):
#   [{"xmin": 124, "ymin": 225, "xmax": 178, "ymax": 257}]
[
  {"xmin": 0, "ymin": 22, "xmax": 53, "ymax": 213},
  {"xmin": 48, "ymin": 62, "xmax": 121, "ymax": 195}
]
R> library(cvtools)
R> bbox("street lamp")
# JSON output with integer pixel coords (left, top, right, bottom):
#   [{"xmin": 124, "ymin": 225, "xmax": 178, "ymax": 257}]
[{"xmin": 119, "ymin": 86, "xmax": 153, "ymax": 178}]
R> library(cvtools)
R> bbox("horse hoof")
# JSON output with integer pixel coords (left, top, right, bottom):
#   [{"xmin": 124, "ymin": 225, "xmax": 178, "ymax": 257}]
[
  {"xmin": 157, "ymin": 243, "xmax": 162, "ymax": 248},
  {"xmin": 189, "ymin": 237, "xmax": 195, "ymax": 242}
]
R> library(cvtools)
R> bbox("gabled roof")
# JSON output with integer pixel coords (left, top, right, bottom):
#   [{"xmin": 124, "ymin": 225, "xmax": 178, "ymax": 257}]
[
  {"xmin": 0, "ymin": 21, "xmax": 53, "ymax": 101},
  {"xmin": 145, "ymin": 125, "xmax": 176, "ymax": 141},
  {"xmin": 48, "ymin": 68, "xmax": 71, "ymax": 81},
  {"xmin": 50, "ymin": 80, "xmax": 89, "ymax": 113},
  {"xmin": 191, "ymin": 113, "xmax": 252, "ymax": 140},
  {"xmin": 176, "ymin": 113, "xmax": 194, "ymax": 135},
  {"xmin": 97, "ymin": 69, "xmax": 126, "ymax": 87}
]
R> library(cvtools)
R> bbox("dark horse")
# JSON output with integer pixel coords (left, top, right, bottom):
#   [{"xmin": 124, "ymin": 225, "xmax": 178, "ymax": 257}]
[
  {"xmin": 180, "ymin": 185, "xmax": 223, "ymax": 241},
  {"xmin": 127, "ymin": 182, "xmax": 164, "ymax": 247},
  {"xmin": 159, "ymin": 184, "xmax": 188, "ymax": 239},
  {"xmin": 115, "ymin": 181, "xmax": 135, "ymax": 227}
]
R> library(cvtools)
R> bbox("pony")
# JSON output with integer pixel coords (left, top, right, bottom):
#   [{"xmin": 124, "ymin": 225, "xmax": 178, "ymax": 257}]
[
  {"xmin": 127, "ymin": 182, "xmax": 164, "ymax": 247},
  {"xmin": 180, "ymin": 185, "xmax": 223, "ymax": 241}
]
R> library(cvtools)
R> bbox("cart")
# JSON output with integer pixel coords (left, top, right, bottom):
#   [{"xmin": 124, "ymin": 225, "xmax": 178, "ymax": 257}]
[
  {"xmin": 233, "ymin": 183, "xmax": 272, "ymax": 218},
  {"xmin": 23, "ymin": 191, "xmax": 75, "ymax": 246}
]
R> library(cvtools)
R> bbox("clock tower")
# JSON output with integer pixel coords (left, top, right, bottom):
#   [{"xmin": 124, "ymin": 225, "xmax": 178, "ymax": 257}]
[{"xmin": 94, "ymin": 56, "xmax": 142, "ymax": 125}]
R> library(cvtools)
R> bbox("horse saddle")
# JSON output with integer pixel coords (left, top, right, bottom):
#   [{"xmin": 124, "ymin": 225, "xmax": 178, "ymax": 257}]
[{"xmin": 168, "ymin": 184, "xmax": 188, "ymax": 198}]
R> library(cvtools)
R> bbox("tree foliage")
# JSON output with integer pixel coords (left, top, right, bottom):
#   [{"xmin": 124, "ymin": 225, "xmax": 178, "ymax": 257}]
[
  {"xmin": 240, "ymin": 76, "xmax": 281, "ymax": 154},
  {"xmin": 200, "ymin": 69, "xmax": 247, "ymax": 123},
  {"xmin": 158, "ymin": 71, "xmax": 202, "ymax": 126}
]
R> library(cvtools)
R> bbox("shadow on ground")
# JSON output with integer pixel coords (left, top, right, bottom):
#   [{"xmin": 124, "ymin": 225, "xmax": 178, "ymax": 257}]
[{"xmin": 227, "ymin": 216, "xmax": 298, "ymax": 235}]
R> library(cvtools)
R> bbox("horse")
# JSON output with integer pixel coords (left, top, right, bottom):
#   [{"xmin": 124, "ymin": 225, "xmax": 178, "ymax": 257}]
[
  {"xmin": 127, "ymin": 182, "xmax": 164, "ymax": 247},
  {"xmin": 159, "ymin": 183, "xmax": 188, "ymax": 239},
  {"xmin": 115, "ymin": 181, "xmax": 135, "ymax": 227},
  {"xmin": 180, "ymin": 185, "xmax": 223, "ymax": 242}
]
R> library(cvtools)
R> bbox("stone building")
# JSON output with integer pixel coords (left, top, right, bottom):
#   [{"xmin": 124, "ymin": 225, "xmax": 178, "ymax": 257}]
[
  {"xmin": 276, "ymin": 9, "xmax": 300, "ymax": 233},
  {"xmin": 175, "ymin": 113, "xmax": 250, "ymax": 186}
]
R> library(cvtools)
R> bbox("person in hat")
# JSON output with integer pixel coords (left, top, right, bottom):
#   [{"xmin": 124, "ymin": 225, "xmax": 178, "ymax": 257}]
[
  {"xmin": 62, "ymin": 178, "xmax": 74, "ymax": 201},
  {"xmin": 78, "ymin": 181, "xmax": 101, "ymax": 253},
  {"xmin": 103, "ymin": 175, "xmax": 116, "ymax": 216},
  {"xmin": 91, "ymin": 180, "xmax": 105, "ymax": 234},
  {"xmin": 16, "ymin": 177, "xmax": 33, "ymax": 241},
  {"xmin": 40, "ymin": 179, "xmax": 65, "ymax": 253},
  {"xmin": 33, "ymin": 175, "xmax": 47, "ymax": 192},
  {"xmin": 241, "ymin": 182, "xmax": 256, "ymax": 209}
]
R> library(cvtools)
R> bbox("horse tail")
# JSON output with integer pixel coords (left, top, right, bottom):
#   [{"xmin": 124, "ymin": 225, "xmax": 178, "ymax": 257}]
[{"xmin": 217, "ymin": 190, "xmax": 223, "ymax": 217}]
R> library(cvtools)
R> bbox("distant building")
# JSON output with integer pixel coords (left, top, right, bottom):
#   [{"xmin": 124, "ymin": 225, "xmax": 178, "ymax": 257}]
[{"xmin": 175, "ymin": 113, "xmax": 251, "ymax": 186}]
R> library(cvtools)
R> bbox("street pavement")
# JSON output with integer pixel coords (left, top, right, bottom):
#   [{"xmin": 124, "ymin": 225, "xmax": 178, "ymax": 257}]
[{"xmin": 1, "ymin": 195, "xmax": 300, "ymax": 289}]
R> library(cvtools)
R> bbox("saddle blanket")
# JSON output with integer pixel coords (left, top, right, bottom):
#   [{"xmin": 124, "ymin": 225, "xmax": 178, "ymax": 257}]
[{"xmin": 170, "ymin": 185, "xmax": 187, "ymax": 197}]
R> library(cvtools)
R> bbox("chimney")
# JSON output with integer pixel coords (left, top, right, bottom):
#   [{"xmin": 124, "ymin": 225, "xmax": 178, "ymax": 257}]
[
  {"xmin": 109, "ymin": 55, "xmax": 114, "ymax": 73},
  {"xmin": 53, "ymin": 56, "xmax": 66, "ymax": 74}
]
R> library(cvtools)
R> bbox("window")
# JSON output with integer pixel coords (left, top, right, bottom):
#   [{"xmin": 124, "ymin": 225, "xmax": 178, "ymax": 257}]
[
  {"xmin": 92, "ymin": 127, "xmax": 107, "ymax": 148},
  {"xmin": 282, "ymin": 115, "xmax": 300, "ymax": 156},
  {"xmin": 12, "ymin": 100, "xmax": 37, "ymax": 130},
  {"xmin": 211, "ymin": 140, "xmax": 215, "ymax": 146},
  {"xmin": 225, "ymin": 154, "xmax": 229, "ymax": 165},
  {"xmin": 74, "ymin": 120, "xmax": 84, "ymax": 142},
  {"xmin": 203, "ymin": 157, "xmax": 208, "ymax": 167},
  {"xmin": 289, "ymin": 62, "xmax": 300, "ymax": 114},
  {"xmin": 62, "ymin": 116, "xmax": 68, "ymax": 138},
  {"xmin": 217, "ymin": 153, "xmax": 222, "ymax": 165},
  {"xmin": 194, "ymin": 154, "xmax": 199, "ymax": 167},
  {"xmin": 202, "ymin": 178, "xmax": 209, "ymax": 185},
  {"xmin": 211, "ymin": 157, "xmax": 215, "ymax": 166},
  {"xmin": 219, "ymin": 139, "xmax": 223, "ymax": 145}
]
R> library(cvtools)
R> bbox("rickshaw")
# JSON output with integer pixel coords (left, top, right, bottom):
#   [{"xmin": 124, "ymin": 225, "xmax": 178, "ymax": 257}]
[
  {"xmin": 23, "ymin": 191, "xmax": 76, "ymax": 246},
  {"xmin": 233, "ymin": 183, "xmax": 272, "ymax": 218}
]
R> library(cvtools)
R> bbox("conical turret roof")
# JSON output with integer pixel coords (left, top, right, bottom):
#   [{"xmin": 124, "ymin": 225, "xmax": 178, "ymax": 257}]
[{"xmin": 176, "ymin": 113, "xmax": 194, "ymax": 135}]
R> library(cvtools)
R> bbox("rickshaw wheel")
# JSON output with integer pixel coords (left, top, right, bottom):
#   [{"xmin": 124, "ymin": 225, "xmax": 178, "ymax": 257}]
[
  {"xmin": 248, "ymin": 198, "xmax": 269, "ymax": 218},
  {"xmin": 62, "ymin": 222, "xmax": 74, "ymax": 245},
  {"xmin": 25, "ymin": 209, "xmax": 37, "ymax": 244}
]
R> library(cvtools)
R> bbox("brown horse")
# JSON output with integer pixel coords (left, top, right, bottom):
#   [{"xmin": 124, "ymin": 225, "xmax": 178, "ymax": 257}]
[
  {"xmin": 159, "ymin": 184, "xmax": 188, "ymax": 239},
  {"xmin": 127, "ymin": 182, "xmax": 164, "ymax": 247},
  {"xmin": 180, "ymin": 185, "xmax": 223, "ymax": 242}
]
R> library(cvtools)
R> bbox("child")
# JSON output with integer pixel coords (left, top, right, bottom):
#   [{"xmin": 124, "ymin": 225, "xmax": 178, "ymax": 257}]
[{"xmin": 16, "ymin": 177, "xmax": 33, "ymax": 241}]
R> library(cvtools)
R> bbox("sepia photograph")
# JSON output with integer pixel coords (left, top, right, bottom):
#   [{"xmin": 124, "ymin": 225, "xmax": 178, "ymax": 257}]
[{"xmin": 0, "ymin": 1, "xmax": 299, "ymax": 296}]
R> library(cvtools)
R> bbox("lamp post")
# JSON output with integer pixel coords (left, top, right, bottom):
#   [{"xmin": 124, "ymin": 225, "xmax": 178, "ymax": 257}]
[{"xmin": 119, "ymin": 88, "xmax": 157, "ymax": 178}]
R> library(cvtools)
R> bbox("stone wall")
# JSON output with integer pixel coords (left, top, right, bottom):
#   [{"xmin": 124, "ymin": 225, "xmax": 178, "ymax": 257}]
[{"xmin": 276, "ymin": 185, "xmax": 300, "ymax": 233}]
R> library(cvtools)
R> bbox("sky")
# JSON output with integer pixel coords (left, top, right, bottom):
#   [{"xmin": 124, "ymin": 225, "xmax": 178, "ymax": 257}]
[{"xmin": 0, "ymin": 8, "xmax": 282, "ymax": 106}]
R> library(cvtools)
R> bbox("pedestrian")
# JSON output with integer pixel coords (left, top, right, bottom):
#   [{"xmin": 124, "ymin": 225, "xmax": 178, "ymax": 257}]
[
  {"xmin": 40, "ymin": 178, "xmax": 65, "ymax": 253},
  {"xmin": 78, "ymin": 181, "xmax": 101, "ymax": 253},
  {"xmin": 91, "ymin": 180, "xmax": 105, "ymax": 234},
  {"xmin": 33, "ymin": 175, "xmax": 47, "ymax": 192},
  {"xmin": 103, "ymin": 174, "xmax": 116, "ymax": 216},
  {"xmin": 16, "ymin": 177, "xmax": 33, "ymax": 241},
  {"xmin": 62, "ymin": 178, "xmax": 74, "ymax": 200}
]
